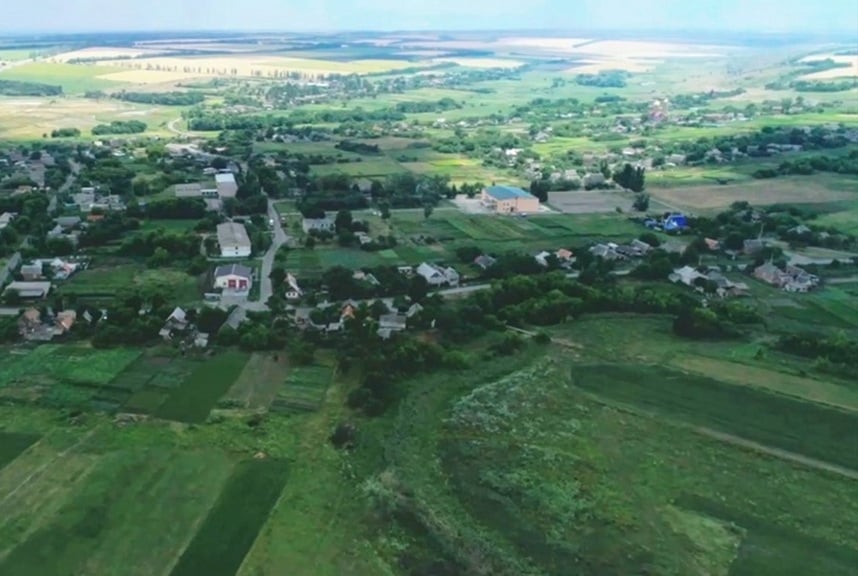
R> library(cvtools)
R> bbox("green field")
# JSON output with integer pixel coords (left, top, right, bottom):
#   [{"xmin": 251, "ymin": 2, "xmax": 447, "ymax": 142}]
[
  {"xmin": 63, "ymin": 263, "xmax": 200, "ymax": 302},
  {"xmin": 0, "ymin": 448, "xmax": 234, "ymax": 576},
  {"xmin": 155, "ymin": 350, "xmax": 250, "ymax": 423},
  {"xmin": 169, "ymin": 458, "xmax": 289, "ymax": 576},
  {"xmin": 0, "ymin": 62, "xmax": 124, "ymax": 93},
  {"xmin": 270, "ymin": 363, "xmax": 332, "ymax": 414},
  {"xmin": 0, "ymin": 345, "xmax": 141, "ymax": 389},
  {"xmin": 0, "ymin": 432, "xmax": 39, "ymax": 470}
]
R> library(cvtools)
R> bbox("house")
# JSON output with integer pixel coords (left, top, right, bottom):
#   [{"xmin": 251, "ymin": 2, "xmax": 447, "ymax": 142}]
[
  {"xmin": 55, "ymin": 310, "xmax": 76, "ymax": 334},
  {"xmin": 215, "ymin": 173, "xmax": 238, "ymax": 198},
  {"xmin": 629, "ymin": 240, "xmax": 652, "ymax": 256},
  {"xmin": 0, "ymin": 212, "xmax": 15, "ymax": 229},
  {"xmin": 285, "ymin": 272, "xmax": 303, "ymax": 300},
  {"xmin": 353, "ymin": 270, "xmax": 380, "ymax": 286},
  {"xmin": 535, "ymin": 251, "xmax": 552, "ymax": 267},
  {"xmin": 379, "ymin": 313, "xmax": 407, "ymax": 332},
  {"xmin": 788, "ymin": 225, "xmax": 812, "ymax": 235},
  {"xmin": 302, "ymin": 216, "xmax": 335, "ymax": 234},
  {"xmin": 416, "ymin": 263, "xmax": 447, "ymax": 287},
  {"xmin": 704, "ymin": 238, "xmax": 721, "ymax": 251},
  {"xmin": 406, "ymin": 303, "xmax": 424, "ymax": 318},
  {"xmin": 670, "ymin": 266, "xmax": 706, "ymax": 287},
  {"xmin": 214, "ymin": 263, "xmax": 253, "ymax": 293},
  {"xmin": 216, "ymin": 222, "xmax": 252, "ymax": 257},
  {"xmin": 589, "ymin": 243, "xmax": 623, "ymax": 261},
  {"xmin": 19, "ymin": 262, "xmax": 44, "ymax": 281},
  {"xmin": 55, "ymin": 216, "xmax": 81, "ymax": 230},
  {"xmin": 743, "ymin": 238, "xmax": 765, "ymax": 255},
  {"xmin": 474, "ymin": 254, "xmax": 497, "ymax": 270},
  {"xmin": 159, "ymin": 307, "xmax": 188, "ymax": 340},
  {"xmin": 355, "ymin": 231, "xmax": 373, "ymax": 245},
  {"xmin": 17, "ymin": 308, "xmax": 43, "ymax": 337},
  {"xmin": 480, "ymin": 185, "xmax": 540, "ymax": 214},
  {"xmin": 663, "ymin": 213, "xmax": 689, "ymax": 232},
  {"xmin": 754, "ymin": 262, "xmax": 787, "ymax": 286},
  {"xmin": 3, "ymin": 281, "xmax": 51, "ymax": 299},
  {"xmin": 555, "ymin": 248, "xmax": 574, "ymax": 262},
  {"xmin": 47, "ymin": 224, "xmax": 64, "ymax": 238},
  {"xmin": 174, "ymin": 183, "xmax": 203, "ymax": 198},
  {"xmin": 397, "ymin": 266, "xmax": 414, "ymax": 277},
  {"xmin": 194, "ymin": 333, "xmax": 209, "ymax": 348},
  {"xmin": 583, "ymin": 173, "xmax": 606, "ymax": 188}
]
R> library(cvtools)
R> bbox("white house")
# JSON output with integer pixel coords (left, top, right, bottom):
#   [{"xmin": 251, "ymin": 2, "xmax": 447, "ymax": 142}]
[
  {"xmin": 0, "ymin": 212, "xmax": 15, "ymax": 230},
  {"xmin": 215, "ymin": 173, "xmax": 238, "ymax": 198},
  {"xmin": 217, "ymin": 222, "xmax": 252, "ymax": 257},
  {"xmin": 214, "ymin": 263, "xmax": 253, "ymax": 293},
  {"xmin": 417, "ymin": 263, "xmax": 460, "ymax": 287}
]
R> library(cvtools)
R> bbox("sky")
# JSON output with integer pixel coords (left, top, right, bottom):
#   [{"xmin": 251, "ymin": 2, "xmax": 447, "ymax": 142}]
[{"xmin": 3, "ymin": 0, "xmax": 857, "ymax": 34}]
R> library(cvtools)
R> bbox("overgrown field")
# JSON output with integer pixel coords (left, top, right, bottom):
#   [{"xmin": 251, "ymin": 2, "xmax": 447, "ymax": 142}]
[{"xmin": 0, "ymin": 432, "xmax": 39, "ymax": 470}]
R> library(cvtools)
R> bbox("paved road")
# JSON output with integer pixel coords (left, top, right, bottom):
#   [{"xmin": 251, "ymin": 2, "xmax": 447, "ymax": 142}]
[{"xmin": 241, "ymin": 199, "xmax": 290, "ymax": 312}]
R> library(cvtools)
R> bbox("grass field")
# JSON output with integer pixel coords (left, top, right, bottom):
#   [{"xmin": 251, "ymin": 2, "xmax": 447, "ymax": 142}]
[
  {"xmin": 0, "ymin": 345, "xmax": 141, "ymax": 389},
  {"xmin": 155, "ymin": 350, "xmax": 249, "ymax": 423},
  {"xmin": 169, "ymin": 458, "xmax": 288, "ymax": 576},
  {"xmin": 0, "ymin": 448, "xmax": 234, "ymax": 576}
]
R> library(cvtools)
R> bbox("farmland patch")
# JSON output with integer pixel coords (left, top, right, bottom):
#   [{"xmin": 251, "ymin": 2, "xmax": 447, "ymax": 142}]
[
  {"xmin": 222, "ymin": 353, "xmax": 289, "ymax": 409},
  {"xmin": 271, "ymin": 364, "xmax": 332, "ymax": 414},
  {"xmin": 169, "ymin": 458, "xmax": 289, "ymax": 576},
  {"xmin": 0, "ymin": 432, "xmax": 39, "ymax": 470},
  {"xmin": 155, "ymin": 350, "xmax": 249, "ymax": 423},
  {"xmin": 571, "ymin": 363, "xmax": 858, "ymax": 470}
]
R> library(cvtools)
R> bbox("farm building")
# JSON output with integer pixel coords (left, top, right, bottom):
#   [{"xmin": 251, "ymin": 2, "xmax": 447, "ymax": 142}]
[
  {"xmin": 215, "ymin": 173, "xmax": 238, "ymax": 198},
  {"xmin": 216, "ymin": 222, "xmax": 252, "ymax": 257},
  {"xmin": 481, "ymin": 185, "xmax": 540, "ymax": 214},
  {"xmin": 302, "ymin": 216, "xmax": 335, "ymax": 234},
  {"xmin": 663, "ymin": 213, "xmax": 689, "ymax": 232},
  {"xmin": 214, "ymin": 263, "xmax": 253, "ymax": 293}
]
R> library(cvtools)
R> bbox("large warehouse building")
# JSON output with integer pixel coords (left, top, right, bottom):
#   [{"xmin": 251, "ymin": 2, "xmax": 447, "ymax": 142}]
[{"xmin": 216, "ymin": 222, "xmax": 251, "ymax": 258}]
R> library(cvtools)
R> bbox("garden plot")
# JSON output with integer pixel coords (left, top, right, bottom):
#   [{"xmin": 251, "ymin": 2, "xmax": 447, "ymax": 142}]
[
  {"xmin": 270, "ymin": 365, "xmax": 332, "ymax": 414},
  {"xmin": 548, "ymin": 190, "xmax": 635, "ymax": 214},
  {"xmin": 155, "ymin": 351, "xmax": 249, "ymax": 423}
]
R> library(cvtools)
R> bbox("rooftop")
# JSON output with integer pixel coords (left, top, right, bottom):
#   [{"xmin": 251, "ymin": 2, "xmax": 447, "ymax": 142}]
[
  {"xmin": 215, "ymin": 263, "xmax": 253, "ymax": 279},
  {"xmin": 217, "ymin": 222, "xmax": 251, "ymax": 248},
  {"xmin": 215, "ymin": 173, "xmax": 236, "ymax": 184},
  {"xmin": 485, "ymin": 185, "xmax": 536, "ymax": 201}
]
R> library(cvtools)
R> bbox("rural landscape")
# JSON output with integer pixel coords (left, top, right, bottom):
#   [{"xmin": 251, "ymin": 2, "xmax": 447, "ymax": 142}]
[{"xmin": 0, "ymin": 7, "xmax": 857, "ymax": 576}]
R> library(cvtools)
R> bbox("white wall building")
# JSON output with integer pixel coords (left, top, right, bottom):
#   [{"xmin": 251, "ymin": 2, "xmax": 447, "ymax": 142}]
[{"xmin": 217, "ymin": 222, "xmax": 252, "ymax": 258}]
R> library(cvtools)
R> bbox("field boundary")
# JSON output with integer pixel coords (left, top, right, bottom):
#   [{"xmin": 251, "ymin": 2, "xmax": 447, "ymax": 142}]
[{"xmin": 577, "ymin": 388, "xmax": 858, "ymax": 481}]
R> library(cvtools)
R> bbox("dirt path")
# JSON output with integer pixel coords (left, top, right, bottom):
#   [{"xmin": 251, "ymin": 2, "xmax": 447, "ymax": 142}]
[
  {"xmin": 579, "ymin": 390, "xmax": 858, "ymax": 481},
  {"xmin": 694, "ymin": 426, "xmax": 858, "ymax": 480}
]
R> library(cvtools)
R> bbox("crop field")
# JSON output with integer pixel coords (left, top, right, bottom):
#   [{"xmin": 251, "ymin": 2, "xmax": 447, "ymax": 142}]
[
  {"xmin": 0, "ymin": 448, "xmax": 235, "ymax": 576},
  {"xmin": 222, "ymin": 353, "xmax": 289, "ymax": 409},
  {"xmin": 311, "ymin": 156, "xmax": 407, "ymax": 177},
  {"xmin": 649, "ymin": 175, "xmax": 858, "ymax": 212},
  {"xmin": 0, "ymin": 62, "xmax": 125, "ymax": 93},
  {"xmin": 0, "ymin": 432, "xmax": 39, "ymax": 470},
  {"xmin": 169, "ymin": 458, "xmax": 289, "ymax": 576},
  {"xmin": 0, "ymin": 345, "xmax": 141, "ymax": 389},
  {"xmin": 270, "ymin": 364, "xmax": 332, "ymax": 414},
  {"xmin": 155, "ymin": 350, "xmax": 250, "ymax": 423}
]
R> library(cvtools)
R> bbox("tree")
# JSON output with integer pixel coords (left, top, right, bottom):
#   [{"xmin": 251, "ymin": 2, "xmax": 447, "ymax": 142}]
[
  {"xmin": 633, "ymin": 193, "xmax": 650, "ymax": 212},
  {"xmin": 335, "ymin": 209, "xmax": 353, "ymax": 232},
  {"xmin": 132, "ymin": 178, "xmax": 151, "ymax": 197},
  {"xmin": 379, "ymin": 203, "xmax": 390, "ymax": 220},
  {"xmin": 423, "ymin": 204, "xmax": 433, "ymax": 220},
  {"xmin": 529, "ymin": 179, "xmax": 550, "ymax": 203},
  {"xmin": 408, "ymin": 275, "xmax": 429, "ymax": 303}
]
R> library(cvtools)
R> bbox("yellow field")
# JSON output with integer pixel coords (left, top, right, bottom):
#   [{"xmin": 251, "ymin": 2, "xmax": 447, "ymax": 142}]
[
  {"xmin": 0, "ymin": 97, "xmax": 175, "ymax": 139},
  {"xmin": 91, "ymin": 55, "xmax": 424, "ymax": 82},
  {"xmin": 799, "ymin": 54, "xmax": 858, "ymax": 80}
]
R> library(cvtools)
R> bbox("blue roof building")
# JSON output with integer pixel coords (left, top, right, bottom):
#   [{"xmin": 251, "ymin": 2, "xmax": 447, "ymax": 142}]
[
  {"xmin": 481, "ymin": 185, "xmax": 540, "ymax": 213},
  {"xmin": 663, "ymin": 213, "xmax": 689, "ymax": 232}
]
